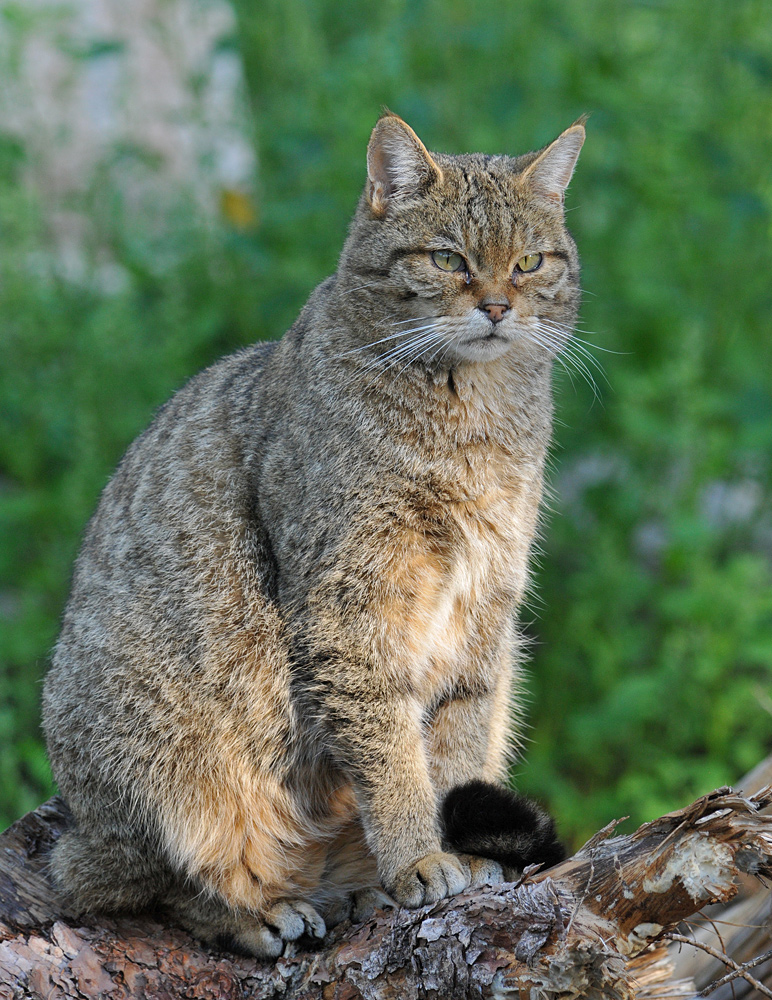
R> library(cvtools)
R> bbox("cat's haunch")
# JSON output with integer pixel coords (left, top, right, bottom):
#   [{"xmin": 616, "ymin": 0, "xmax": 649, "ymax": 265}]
[{"xmin": 43, "ymin": 113, "xmax": 584, "ymax": 957}]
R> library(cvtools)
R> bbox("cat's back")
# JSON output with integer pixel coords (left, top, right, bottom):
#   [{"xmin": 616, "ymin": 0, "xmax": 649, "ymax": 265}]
[
  {"xmin": 109, "ymin": 338, "xmax": 276, "ymax": 504},
  {"xmin": 49, "ymin": 339, "xmax": 282, "ymax": 689}
]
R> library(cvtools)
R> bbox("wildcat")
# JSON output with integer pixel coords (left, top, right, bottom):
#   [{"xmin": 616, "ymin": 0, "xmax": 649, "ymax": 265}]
[{"xmin": 43, "ymin": 113, "xmax": 581, "ymax": 957}]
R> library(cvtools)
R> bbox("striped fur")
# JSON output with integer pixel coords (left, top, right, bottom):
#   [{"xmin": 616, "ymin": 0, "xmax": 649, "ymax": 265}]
[{"xmin": 42, "ymin": 114, "xmax": 584, "ymax": 956}]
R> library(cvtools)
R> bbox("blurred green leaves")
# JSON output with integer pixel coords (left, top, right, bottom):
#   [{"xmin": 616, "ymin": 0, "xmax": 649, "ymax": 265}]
[{"xmin": 1, "ymin": 0, "xmax": 771, "ymax": 839}]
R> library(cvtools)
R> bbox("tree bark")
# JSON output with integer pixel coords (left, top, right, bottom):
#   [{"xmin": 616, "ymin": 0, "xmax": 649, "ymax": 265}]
[{"xmin": 1, "ymin": 785, "xmax": 770, "ymax": 999}]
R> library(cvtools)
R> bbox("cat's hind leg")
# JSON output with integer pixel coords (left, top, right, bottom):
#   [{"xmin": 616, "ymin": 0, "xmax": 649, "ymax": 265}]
[
  {"xmin": 48, "ymin": 822, "xmax": 173, "ymax": 915},
  {"xmin": 53, "ymin": 802, "xmax": 330, "ymax": 958},
  {"xmin": 154, "ymin": 768, "xmax": 335, "ymax": 956}
]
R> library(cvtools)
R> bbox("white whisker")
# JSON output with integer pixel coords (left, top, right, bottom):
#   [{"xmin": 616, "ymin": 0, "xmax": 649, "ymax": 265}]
[
  {"xmin": 362, "ymin": 326, "xmax": 449, "ymax": 392},
  {"xmin": 426, "ymin": 335, "xmax": 451, "ymax": 367},
  {"xmin": 387, "ymin": 330, "xmax": 446, "ymax": 367},
  {"xmin": 535, "ymin": 322, "xmax": 611, "ymax": 387},
  {"xmin": 536, "ymin": 324, "xmax": 608, "ymax": 376},
  {"xmin": 563, "ymin": 351, "xmax": 603, "ymax": 402},
  {"xmin": 336, "ymin": 322, "xmax": 441, "ymax": 359},
  {"xmin": 551, "ymin": 352, "xmax": 579, "ymax": 393},
  {"xmin": 543, "ymin": 340, "xmax": 603, "ymax": 398},
  {"xmin": 538, "ymin": 318, "xmax": 627, "ymax": 356},
  {"xmin": 346, "ymin": 279, "xmax": 383, "ymax": 293},
  {"xmin": 565, "ymin": 343, "xmax": 610, "ymax": 384},
  {"xmin": 390, "ymin": 315, "xmax": 436, "ymax": 327},
  {"xmin": 527, "ymin": 326, "xmax": 602, "ymax": 403},
  {"xmin": 391, "ymin": 336, "xmax": 446, "ymax": 382},
  {"xmin": 359, "ymin": 326, "xmax": 444, "ymax": 378}
]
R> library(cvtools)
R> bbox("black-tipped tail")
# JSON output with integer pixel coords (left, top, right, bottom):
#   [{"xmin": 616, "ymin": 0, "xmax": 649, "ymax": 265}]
[{"xmin": 442, "ymin": 780, "xmax": 565, "ymax": 872}]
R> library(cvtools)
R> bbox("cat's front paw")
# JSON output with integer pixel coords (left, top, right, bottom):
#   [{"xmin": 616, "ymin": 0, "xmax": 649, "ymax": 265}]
[
  {"xmin": 456, "ymin": 852, "xmax": 504, "ymax": 887},
  {"xmin": 385, "ymin": 850, "xmax": 471, "ymax": 908}
]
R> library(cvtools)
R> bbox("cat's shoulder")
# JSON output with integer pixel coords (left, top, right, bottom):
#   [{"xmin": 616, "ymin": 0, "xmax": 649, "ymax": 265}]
[
  {"xmin": 150, "ymin": 339, "xmax": 277, "ymax": 428},
  {"xmin": 107, "ymin": 339, "xmax": 279, "ymax": 490}
]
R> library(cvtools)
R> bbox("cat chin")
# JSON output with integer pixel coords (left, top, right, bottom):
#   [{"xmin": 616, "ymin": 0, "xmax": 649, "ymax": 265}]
[{"xmin": 447, "ymin": 333, "xmax": 515, "ymax": 364}]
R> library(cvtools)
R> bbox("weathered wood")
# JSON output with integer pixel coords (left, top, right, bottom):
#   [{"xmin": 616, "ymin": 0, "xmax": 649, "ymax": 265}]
[
  {"xmin": 1, "ymin": 787, "xmax": 770, "ymax": 999},
  {"xmin": 666, "ymin": 755, "xmax": 772, "ymax": 1000}
]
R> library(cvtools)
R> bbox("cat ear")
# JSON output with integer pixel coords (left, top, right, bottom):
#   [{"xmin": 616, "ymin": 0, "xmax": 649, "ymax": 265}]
[
  {"xmin": 366, "ymin": 114, "xmax": 443, "ymax": 215},
  {"xmin": 520, "ymin": 122, "xmax": 585, "ymax": 204}
]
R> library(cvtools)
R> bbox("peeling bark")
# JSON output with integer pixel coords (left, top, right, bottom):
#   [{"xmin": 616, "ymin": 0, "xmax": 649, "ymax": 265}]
[{"xmin": 0, "ymin": 786, "xmax": 770, "ymax": 999}]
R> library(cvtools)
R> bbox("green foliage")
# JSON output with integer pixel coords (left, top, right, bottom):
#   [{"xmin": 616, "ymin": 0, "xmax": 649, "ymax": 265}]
[
  {"xmin": 1, "ymin": 0, "xmax": 771, "ymax": 844},
  {"xmin": 229, "ymin": 0, "xmax": 772, "ymax": 844}
]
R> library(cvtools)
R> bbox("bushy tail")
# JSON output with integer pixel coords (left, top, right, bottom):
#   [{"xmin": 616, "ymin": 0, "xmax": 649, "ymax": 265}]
[{"xmin": 441, "ymin": 780, "xmax": 565, "ymax": 875}]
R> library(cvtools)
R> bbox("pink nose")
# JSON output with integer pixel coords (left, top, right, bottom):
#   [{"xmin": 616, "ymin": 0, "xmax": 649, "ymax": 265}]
[{"xmin": 481, "ymin": 301, "xmax": 509, "ymax": 324}]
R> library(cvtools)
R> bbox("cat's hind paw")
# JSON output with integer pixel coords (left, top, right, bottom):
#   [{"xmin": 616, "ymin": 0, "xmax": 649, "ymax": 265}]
[
  {"xmin": 234, "ymin": 899, "xmax": 326, "ymax": 958},
  {"xmin": 350, "ymin": 886, "xmax": 393, "ymax": 923}
]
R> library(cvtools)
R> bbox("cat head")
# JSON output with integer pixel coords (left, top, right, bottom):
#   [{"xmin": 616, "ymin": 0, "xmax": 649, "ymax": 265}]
[{"xmin": 338, "ymin": 113, "xmax": 584, "ymax": 369}]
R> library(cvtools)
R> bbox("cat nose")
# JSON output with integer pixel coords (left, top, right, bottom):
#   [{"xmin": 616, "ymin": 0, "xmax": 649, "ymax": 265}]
[{"xmin": 479, "ymin": 298, "xmax": 510, "ymax": 324}]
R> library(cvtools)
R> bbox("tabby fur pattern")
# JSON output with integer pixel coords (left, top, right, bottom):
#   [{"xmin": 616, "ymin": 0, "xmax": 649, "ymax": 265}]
[{"xmin": 43, "ymin": 113, "xmax": 583, "ymax": 956}]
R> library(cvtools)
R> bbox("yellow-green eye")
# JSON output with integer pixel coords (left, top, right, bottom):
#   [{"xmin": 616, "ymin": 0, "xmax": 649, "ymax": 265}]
[
  {"xmin": 431, "ymin": 250, "xmax": 467, "ymax": 273},
  {"xmin": 515, "ymin": 252, "xmax": 543, "ymax": 273}
]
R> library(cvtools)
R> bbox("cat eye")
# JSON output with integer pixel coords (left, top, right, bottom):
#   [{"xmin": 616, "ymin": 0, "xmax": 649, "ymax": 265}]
[
  {"xmin": 515, "ymin": 253, "xmax": 543, "ymax": 273},
  {"xmin": 431, "ymin": 250, "xmax": 467, "ymax": 273}
]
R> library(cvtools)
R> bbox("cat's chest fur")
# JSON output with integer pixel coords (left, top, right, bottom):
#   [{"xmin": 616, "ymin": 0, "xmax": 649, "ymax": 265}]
[
  {"xmin": 409, "ymin": 500, "xmax": 516, "ymax": 684},
  {"xmin": 273, "ymin": 347, "xmax": 552, "ymax": 707},
  {"xmin": 369, "ymin": 425, "xmax": 545, "ymax": 701}
]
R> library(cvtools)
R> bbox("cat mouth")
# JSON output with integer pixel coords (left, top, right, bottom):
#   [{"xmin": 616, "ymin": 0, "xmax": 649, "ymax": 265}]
[
  {"xmin": 463, "ymin": 330, "xmax": 507, "ymax": 345},
  {"xmin": 451, "ymin": 320, "xmax": 515, "ymax": 362}
]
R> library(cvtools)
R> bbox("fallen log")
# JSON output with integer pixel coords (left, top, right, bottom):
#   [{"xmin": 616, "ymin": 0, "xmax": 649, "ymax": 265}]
[
  {"xmin": 0, "ymin": 785, "xmax": 770, "ymax": 999},
  {"xmin": 666, "ymin": 754, "xmax": 772, "ymax": 1000}
]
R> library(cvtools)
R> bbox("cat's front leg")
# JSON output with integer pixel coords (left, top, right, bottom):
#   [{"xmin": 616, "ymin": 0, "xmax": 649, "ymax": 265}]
[
  {"xmin": 425, "ymin": 682, "xmax": 513, "ymax": 795},
  {"xmin": 425, "ymin": 684, "xmax": 513, "ymax": 888},
  {"xmin": 318, "ymin": 688, "xmax": 471, "ymax": 907},
  {"xmin": 427, "ymin": 681, "xmax": 565, "ymax": 880}
]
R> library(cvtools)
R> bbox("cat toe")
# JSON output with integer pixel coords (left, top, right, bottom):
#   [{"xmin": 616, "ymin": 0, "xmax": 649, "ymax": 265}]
[
  {"xmin": 351, "ymin": 886, "xmax": 393, "ymax": 923},
  {"xmin": 457, "ymin": 853, "xmax": 504, "ymax": 887},
  {"xmin": 233, "ymin": 923, "xmax": 284, "ymax": 958},
  {"xmin": 264, "ymin": 899, "xmax": 327, "ymax": 942}
]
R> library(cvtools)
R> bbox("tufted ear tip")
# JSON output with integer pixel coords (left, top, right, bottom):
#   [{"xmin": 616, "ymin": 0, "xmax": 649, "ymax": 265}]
[
  {"xmin": 366, "ymin": 114, "xmax": 443, "ymax": 215},
  {"xmin": 520, "ymin": 122, "xmax": 586, "ymax": 204}
]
